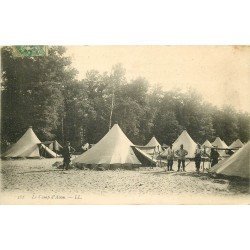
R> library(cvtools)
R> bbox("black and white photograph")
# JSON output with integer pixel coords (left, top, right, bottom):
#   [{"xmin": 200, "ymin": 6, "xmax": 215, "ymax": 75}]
[{"xmin": 0, "ymin": 45, "xmax": 249, "ymax": 204}]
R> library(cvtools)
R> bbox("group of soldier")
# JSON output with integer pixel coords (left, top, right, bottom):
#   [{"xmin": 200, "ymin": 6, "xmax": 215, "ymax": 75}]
[{"xmin": 163, "ymin": 144, "xmax": 221, "ymax": 173}]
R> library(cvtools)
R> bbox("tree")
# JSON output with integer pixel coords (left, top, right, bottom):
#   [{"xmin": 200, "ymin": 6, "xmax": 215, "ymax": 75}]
[
  {"xmin": 1, "ymin": 46, "xmax": 77, "ymax": 142},
  {"xmin": 112, "ymin": 77, "xmax": 149, "ymax": 144},
  {"xmin": 79, "ymin": 70, "xmax": 111, "ymax": 143},
  {"xmin": 153, "ymin": 110, "xmax": 182, "ymax": 145},
  {"xmin": 152, "ymin": 89, "xmax": 214, "ymax": 144},
  {"xmin": 237, "ymin": 112, "xmax": 250, "ymax": 143},
  {"xmin": 1, "ymin": 51, "xmax": 249, "ymax": 151},
  {"xmin": 212, "ymin": 106, "xmax": 239, "ymax": 145}
]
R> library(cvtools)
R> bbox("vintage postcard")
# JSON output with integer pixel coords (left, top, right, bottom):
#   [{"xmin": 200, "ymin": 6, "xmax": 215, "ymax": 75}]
[{"xmin": 0, "ymin": 45, "xmax": 249, "ymax": 204}]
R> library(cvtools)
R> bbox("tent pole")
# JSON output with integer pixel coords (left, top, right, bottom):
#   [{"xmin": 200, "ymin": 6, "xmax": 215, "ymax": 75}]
[
  {"xmin": 61, "ymin": 117, "xmax": 64, "ymax": 143},
  {"xmin": 108, "ymin": 80, "xmax": 115, "ymax": 130},
  {"xmin": 151, "ymin": 148, "xmax": 154, "ymax": 169},
  {"xmin": 158, "ymin": 145, "xmax": 162, "ymax": 168}
]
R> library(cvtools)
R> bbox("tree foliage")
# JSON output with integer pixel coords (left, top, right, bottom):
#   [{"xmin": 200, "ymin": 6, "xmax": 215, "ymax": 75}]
[{"xmin": 1, "ymin": 46, "xmax": 249, "ymax": 151}]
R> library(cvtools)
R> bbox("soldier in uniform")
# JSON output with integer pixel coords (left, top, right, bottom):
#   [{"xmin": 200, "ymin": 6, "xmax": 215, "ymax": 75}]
[
  {"xmin": 194, "ymin": 144, "xmax": 202, "ymax": 172},
  {"xmin": 210, "ymin": 147, "xmax": 220, "ymax": 167},
  {"xmin": 166, "ymin": 144, "xmax": 175, "ymax": 171},
  {"xmin": 175, "ymin": 144, "xmax": 188, "ymax": 172},
  {"xmin": 61, "ymin": 141, "xmax": 74, "ymax": 170}
]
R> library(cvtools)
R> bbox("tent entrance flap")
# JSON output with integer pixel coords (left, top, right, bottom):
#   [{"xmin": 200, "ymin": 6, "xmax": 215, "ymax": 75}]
[
  {"xmin": 39, "ymin": 144, "xmax": 57, "ymax": 158},
  {"xmin": 132, "ymin": 146, "xmax": 157, "ymax": 166}
]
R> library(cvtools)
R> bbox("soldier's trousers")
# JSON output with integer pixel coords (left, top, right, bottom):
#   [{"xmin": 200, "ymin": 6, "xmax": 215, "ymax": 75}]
[
  {"xmin": 177, "ymin": 160, "xmax": 185, "ymax": 171},
  {"xmin": 167, "ymin": 160, "xmax": 173, "ymax": 171}
]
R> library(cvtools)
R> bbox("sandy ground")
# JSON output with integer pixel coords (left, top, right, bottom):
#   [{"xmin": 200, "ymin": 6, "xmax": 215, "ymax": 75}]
[{"xmin": 1, "ymin": 158, "xmax": 250, "ymax": 204}]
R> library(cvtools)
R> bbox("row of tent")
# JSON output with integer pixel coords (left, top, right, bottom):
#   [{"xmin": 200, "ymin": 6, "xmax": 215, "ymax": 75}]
[
  {"xmin": 1, "ymin": 127, "xmax": 62, "ymax": 158},
  {"xmin": 72, "ymin": 124, "xmax": 249, "ymax": 178},
  {"xmin": 2, "ymin": 124, "xmax": 249, "ymax": 179},
  {"xmin": 143, "ymin": 132, "xmax": 244, "ymax": 158},
  {"xmin": 1, "ymin": 125, "xmax": 155, "ymax": 167},
  {"xmin": 144, "ymin": 133, "xmax": 249, "ymax": 179},
  {"xmin": 2, "ymin": 124, "xmax": 245, "ymax": 161}
]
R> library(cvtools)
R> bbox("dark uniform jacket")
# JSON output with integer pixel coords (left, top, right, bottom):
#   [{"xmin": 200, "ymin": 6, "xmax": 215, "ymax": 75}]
[
  {"xmin": 62, "ymin": 146, "xmax": 72, "ymax": 160},
  {"xmin": 210, "ymin": 150, "xmax": 219, "ymax": 160}
]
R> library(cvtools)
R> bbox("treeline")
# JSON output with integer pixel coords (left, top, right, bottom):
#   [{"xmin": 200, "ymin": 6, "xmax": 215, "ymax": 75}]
[{"xmin": 1, "ymin": 46, "xmax": 249, "ymax": 150}]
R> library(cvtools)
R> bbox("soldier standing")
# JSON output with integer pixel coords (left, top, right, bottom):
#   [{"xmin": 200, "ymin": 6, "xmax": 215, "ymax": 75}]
[
  {"xmin": 166, "ymin": 144, "xmax": 175, "ymax": 171},
  {"xmin": 175, "ymin": 144, "xmax": 188, "ymax": 172},
  {"xmin": 210, "ymin": 147, "xmax": 220, "ymax": 167},
  {"xmin": 194, "ymin": 144, "xmax": 202, "ymax": 172},
  {"xmin": 61, "ymin": 141, "xmax": 74, "ymax": 170}
]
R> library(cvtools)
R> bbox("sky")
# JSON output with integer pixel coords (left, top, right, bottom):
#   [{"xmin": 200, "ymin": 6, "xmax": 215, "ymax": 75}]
[{"xmin": 66, "ymin": 46, "xmax": 250, "ymax": 112}]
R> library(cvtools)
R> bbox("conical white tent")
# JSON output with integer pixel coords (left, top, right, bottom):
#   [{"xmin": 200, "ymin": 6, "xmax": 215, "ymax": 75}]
[
  {"xmin": 73, "ymin": 124, "xmax": 141, "ymax": 167},
  {"xmin": 210, "ymin": 141, "xmax": 250, "ymax": 179},
  {"xmin": 212, "ymin": 137, "xmax": 228, "ymax": 157},
  {"xmin": 202, "ymin": 139, "xmax": 213, "ymax": 154},
  {"xmin": 212, "ymin": 137, "xmax": 228, "ymax": 148},
  {"xmin": 2, "ymin": 127, "xmax": 57, "ymax": 158},
  {"xmin": 202, "ymin": 140, "xmax": 213, "ymax": 148},
  {"xmin": 143, "ymin": 136, "xmax": 162, "ymax": 155},
  {"xmin": 229, "ymin": 139, "xmax": 244, "ymax": 149},
  {"xmin": 145, "ymin": 136, "xmax": 161, "ymax": 147},
  {"xmin": 172, "ymin": 130, "xmax": 197, "ymax": 158}
]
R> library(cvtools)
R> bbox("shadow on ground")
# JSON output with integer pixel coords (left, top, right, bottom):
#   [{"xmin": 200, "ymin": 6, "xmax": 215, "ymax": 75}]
[
  {"xmin": 16, "ymin": 169, "xmax": 66, "ymax": 174},
  {"xmin": 219, "ymin": 175, "xmax": 250, "ymax": 194},
  {"xmin": 141, "ymin": 169, "xmax": 250, "ymax": 194}
]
